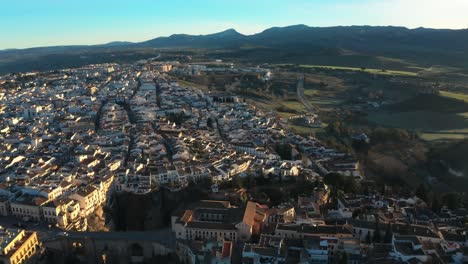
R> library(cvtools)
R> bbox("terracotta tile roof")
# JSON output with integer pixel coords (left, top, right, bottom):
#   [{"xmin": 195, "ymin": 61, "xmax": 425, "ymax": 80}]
[
  {"xmin": 243, "ymin": 201, "xmax": 257, "ymax": 227},
  {"xmin": 180, "ymin": 210, "xmax": 193, "ymax": 223}
]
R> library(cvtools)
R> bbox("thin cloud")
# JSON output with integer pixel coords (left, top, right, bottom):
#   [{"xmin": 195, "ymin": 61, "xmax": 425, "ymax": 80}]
[{"xmin": 334, "ymin": 0, "xmax": 468, "ymax": 29}]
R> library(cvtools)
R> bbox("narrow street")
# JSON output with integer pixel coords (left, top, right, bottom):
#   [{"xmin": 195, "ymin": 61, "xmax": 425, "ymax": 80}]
[
  {"xmin": 121, "ymin": 77, "xmax": 141, "ymax": 166},
  {"xmin": 94, "ymin": 76, "xmax": 115, "ymax": 132},
  {"xmin": 94, "ymin": 99, "xmax": 108, "ymax": 132}
]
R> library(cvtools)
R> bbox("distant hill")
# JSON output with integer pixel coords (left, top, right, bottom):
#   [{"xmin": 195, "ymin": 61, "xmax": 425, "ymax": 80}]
[
  {"xmin": 140, "ymin": 29, "xmax": 246, "ymax": 48},
  {"xmin": 138, "ymin": 25, "xmax": 468, "ymax": 68},
  {"xmin": 1, "ymin": 25, "xmax": 468, "ymax": 73},
  {"xmin": 140, "ymin": 25, "xmax": 468, "ymax": 52}
]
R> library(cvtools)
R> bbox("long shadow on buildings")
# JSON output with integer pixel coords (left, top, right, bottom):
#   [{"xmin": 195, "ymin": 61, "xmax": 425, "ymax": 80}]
[{"xmin": 111, "ymin": 187, "xmax": 208, "ymax": 231}]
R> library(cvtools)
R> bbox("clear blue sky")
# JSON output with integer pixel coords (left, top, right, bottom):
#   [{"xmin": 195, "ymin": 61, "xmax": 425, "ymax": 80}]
[{"xmin": 1, "ymin": 0, "xmax": 467, "ymax": 49}]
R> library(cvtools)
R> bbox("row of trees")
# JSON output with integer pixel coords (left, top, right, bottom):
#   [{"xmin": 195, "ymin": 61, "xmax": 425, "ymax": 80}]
[
  {"xmin": 415, "ymin": 184, "xmax": 465, "ymax": 211},
  {"xmin": 364, "ymin": 221, "xmax": 393, "ymax": 244},
  {"xmin": 274, "ymin": 143, "xmax": 292, "ymax": 160},
  {"xmin": 323, "ymin": 173, "xmax": 465, "ymax": 215}
]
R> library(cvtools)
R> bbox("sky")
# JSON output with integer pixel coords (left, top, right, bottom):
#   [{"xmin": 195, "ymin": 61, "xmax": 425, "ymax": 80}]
[{"xmin": 1, "ymin": 0, "xmax": 467, "ymax": 50}]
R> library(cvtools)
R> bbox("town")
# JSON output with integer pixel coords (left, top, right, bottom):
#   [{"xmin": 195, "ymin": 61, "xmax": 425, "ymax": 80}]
[{"xmin": 0, "ymin": 59, "xmax": 467, "ymax": 264}]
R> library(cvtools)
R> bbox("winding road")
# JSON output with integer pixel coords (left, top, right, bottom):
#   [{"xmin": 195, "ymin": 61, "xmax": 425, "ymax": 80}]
[{"xmin": 297, "ymin": 75, "xmax": 315, "ymax": 114}]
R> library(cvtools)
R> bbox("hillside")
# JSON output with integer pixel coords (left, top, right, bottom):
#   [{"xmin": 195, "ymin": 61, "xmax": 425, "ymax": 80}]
[
  {"xmin": 424, "ymin": 139, "xmax": 468, "ymax": 194},
  {"xmin": 369, "ymin": 93, "xmax": 468, "ymax": 140},
  {"xmin": 432, "ymin": 140, "xmax": 468, "ymax": 175},
  {"xmin": 140, "ymin": 28, "xmax": 246, "ymax": 48},
  {"xmin": 387, "ymin": 93, "xmax": 468, "ymax": 113},
  {"xmin": 2, "ymin": 25, "xmax": 468, "ymax": 74}
]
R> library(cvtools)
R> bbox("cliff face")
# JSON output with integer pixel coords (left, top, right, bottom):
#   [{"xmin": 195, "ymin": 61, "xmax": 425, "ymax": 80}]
[
  {"xmin": 111, "ymin": 187, "xmax": 208, "ymax": 231},
  {"xmin": 87, "ymin": 205, "xmax": 109, "ymax": 231}
]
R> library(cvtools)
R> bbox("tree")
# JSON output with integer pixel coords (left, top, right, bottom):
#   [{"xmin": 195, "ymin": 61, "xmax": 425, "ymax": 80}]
[
  {"xmin": 324, "ymin": 172, "xmax": 359, "ymax": 194},
  {"xmin": 365, "ymin": 232, "xmax": 372, "ymax": 244},
  {"xmin": 324, "ymin": 172, "xmax": 345, "ymax": 188},
  {"xmin": 443, "ymin": 193, "xmax": 460, "ymax": 210},
  {"xmin": 344, "ymin": 177, "xmax": 359, "ymax": 194},
  {"xmin": 260, "ymin": 187, "xmax": 285, "ymax": 206},
  {"xmin": 415, "ymin": 184, "xmax": 428, "ymax": 203},
  {"xmin": 240, "ymin": 192, "xmax": 249, "ymax": 205},
  {"xmin": 362, "ymin": 184, "xmax": 370, "ymax": 196},
  {"xmin": 201, "ymin": 177, "xmax": 213, "ymax": 188},
  {"xmin": 431, "ymin": 196, "xmax": 441, "ymax": 213},
  {"xmin": 352, "ymin": 208, "xmax": 362, "ymax": 219},
  {"xmin": 373, "ymin": 220, "xmax": 382, "ymax": 243},
  {"xmin": 207, "ymin": 118, "xmax": 213, "ymax": 129},
  {"xmin": 234, "ymin": 176, "xmax": 243, "ymax": 189},
  {"xmin": 243, "ymin": 174, "xmax": 255, "ymax": 189},
  {"xmin": 384, "ymin": 223, "xmax": 393, "ymax": 243},
  {"xmin": 324, "ymin": 172, "xmax": 350, "ymax": 209},
  {"xmin": 275, "ymin": 143, "xmax": 292, "ymax": 160},
  {"xmin": 352, "ymin": 140, "xmax": 370, "ymax": 154},
  {"xmin": 337, "ymin": 252, "xmax": 348, "ymax": 264},
  {"xmin": 326, "ymin": 122, "xmax": 342, "ymax": 136},
  {"xmin": 381, "ymin": 184, "xmax": 386, "ymax": 196}
]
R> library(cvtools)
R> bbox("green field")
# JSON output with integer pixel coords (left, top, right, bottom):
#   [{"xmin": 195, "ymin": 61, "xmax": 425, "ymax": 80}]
[
  {"xmin": 301, "ymin": 86, "xmax": 468, "ymax": 141},
  {"xmin": 368, "ymin": 111, "xmax": 468, "ymax": 130},
  {"xmin": 280, "ymin": 100, "xmax": 307, "ymax": 113},
  {"xmin": 254, "ymin": 99, "xmax": 304, "ymax": 119},
  {"xmin": 176, "ymin": 79, "xmax": 210, "ymax": 92},
  {"xmin": 289, "ymin": 124, "xmax": 324, "ymax": 136},
  {"xmin": 369, "ymin": 93, "xmax": 468, "ymax": 141},
  {"xmin": 297, "ymin": 64, "xmax": 419, "ymax": 76},
  {"xmin": 308, "ymin": 97, "xmax": 344, "ymax": 111},
  {"xmin": 178, "ymin": 63, "xmax": 468, "ymax": 142},
  {"xmin": 303, "ymin": 89, "xmax": 319, "ymax": 97},
  {"xmin": 387, "ymin": 93, "xmax": 468, "ymax": 113},
  {"xmin": 273, "ymin": 63, "xmax": 422, "ymax": 76},
  {"xmin": 439, "ymin": 91, "xmax": 468, "ymax": 103},
  {"xmin": 303, "ymin": 89, "xmax": 344, "ymax": 112},
  {"xmin": 299, "ymin": 90, "xmax": 468, "ymax": 141},
  {"xmin": 419, "ymin": 132, "xmax": 468, "ymax": 141},
  {"xmin": 253, "ymin": 95, "xmax": 327, "ymax": 134}
]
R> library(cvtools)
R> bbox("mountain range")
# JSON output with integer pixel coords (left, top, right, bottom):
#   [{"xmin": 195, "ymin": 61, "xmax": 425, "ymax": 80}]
[{"xmin": 1, "ymin": 25, "xmax": 468, "ymax": 74}]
